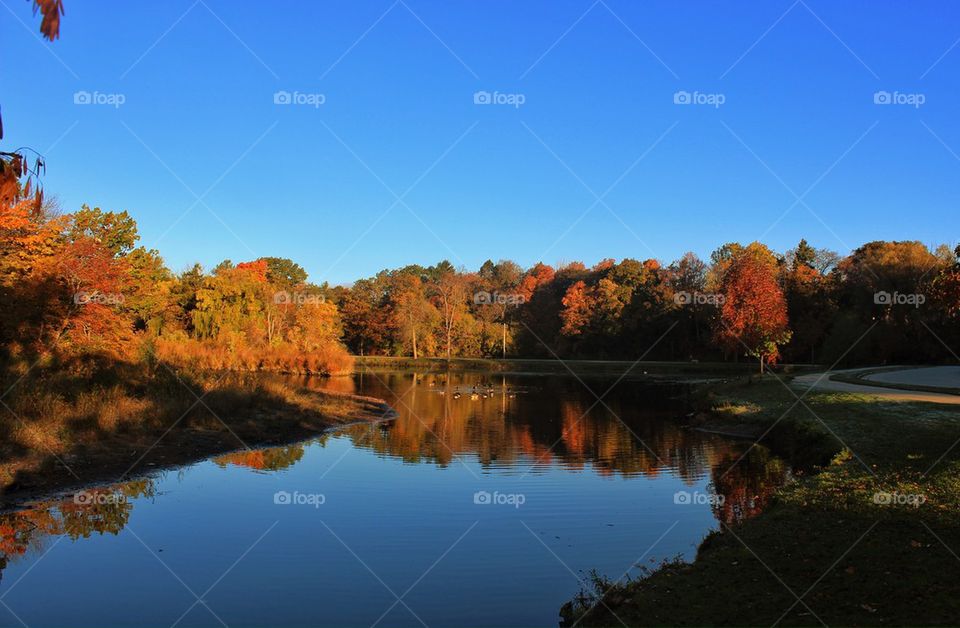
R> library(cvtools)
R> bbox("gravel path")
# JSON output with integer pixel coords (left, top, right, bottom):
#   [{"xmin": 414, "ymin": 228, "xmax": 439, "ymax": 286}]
[{"xmin": 792, "ymin": 367, "xmax": 960, "ymax": 405}]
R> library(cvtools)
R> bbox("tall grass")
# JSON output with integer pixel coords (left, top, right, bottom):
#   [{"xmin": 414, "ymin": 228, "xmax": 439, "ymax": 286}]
[
  {"xmin": 153, "ymin": 338, "xmax": 354, "ymax": 376},
  {"xmin": 0, "ymin": 352, "xmax": 368, "ymax": 496}
]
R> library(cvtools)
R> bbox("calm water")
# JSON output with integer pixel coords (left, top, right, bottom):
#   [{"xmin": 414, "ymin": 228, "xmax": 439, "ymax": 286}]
[{"xmin": 0, "ymin": 370, "xmax": 789, "ymax": 627}]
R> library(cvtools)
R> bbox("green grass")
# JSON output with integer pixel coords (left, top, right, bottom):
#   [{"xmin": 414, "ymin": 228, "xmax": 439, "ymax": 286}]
[{"xmin": 563, "ymin": 377, "xmax": 960, "ymax": 626}]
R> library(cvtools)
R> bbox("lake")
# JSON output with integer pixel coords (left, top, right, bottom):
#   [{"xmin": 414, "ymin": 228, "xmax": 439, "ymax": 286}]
[{"xmin": 0, "ymin": 370, "xmax": 790, "ymax": 627}]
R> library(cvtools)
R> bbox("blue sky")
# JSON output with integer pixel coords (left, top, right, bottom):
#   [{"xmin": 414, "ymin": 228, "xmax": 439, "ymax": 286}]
[{"xmin": 3, "ymin": 0, "xmax": 958, "ymax": 284}]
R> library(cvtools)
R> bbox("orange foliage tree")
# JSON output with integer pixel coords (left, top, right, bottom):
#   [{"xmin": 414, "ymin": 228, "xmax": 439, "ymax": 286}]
[{"xmin": 714, "ymin": 243, "xmax": 791, "ymax": 373}]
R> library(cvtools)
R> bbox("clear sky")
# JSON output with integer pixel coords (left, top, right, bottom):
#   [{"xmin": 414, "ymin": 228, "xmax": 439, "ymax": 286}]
[{"xmin": 3, "ymin": 0, "xmax": 958, "ymax": 285}]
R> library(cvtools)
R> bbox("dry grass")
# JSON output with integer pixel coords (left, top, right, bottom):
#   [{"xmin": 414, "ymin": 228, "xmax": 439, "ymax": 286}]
[
  {"xmin": 0, "ymin": 357, "xmax": 387, "ymax": 503},
  {"xmin": 154, "ymin": 338, "xmax": 354, "ymax": 376}
]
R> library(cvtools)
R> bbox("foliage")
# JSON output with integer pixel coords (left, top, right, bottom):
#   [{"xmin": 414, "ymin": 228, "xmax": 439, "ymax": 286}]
[
  {"xmin": 0, "ymin": 192, "xmax": 354, "ymax": 375},
  {"xmin": 714, "ymin": 242, "xmax": 791, "ymax": 371},
  {"xmin": 334, "ymin": 239, "xmax": 956, "ymax": 366},
  {"xmin": 4, "ymin": 179, "xmax": 957, "ymax": 370}
]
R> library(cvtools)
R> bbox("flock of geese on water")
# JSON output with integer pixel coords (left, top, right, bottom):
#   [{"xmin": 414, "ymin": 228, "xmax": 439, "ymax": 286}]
[{"xmin": 420, "ymin": 379, "xmax": 520, "ymax": 400}]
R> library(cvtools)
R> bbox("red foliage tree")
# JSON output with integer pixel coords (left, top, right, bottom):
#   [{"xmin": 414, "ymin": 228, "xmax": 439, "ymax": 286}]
[
  {"xmin": 236, "ymin": 259, "xmax": 269, "ymax": 282},
  {"xmin": 715, "ymin": 244, "xmax": 791, "ymax": 373}
]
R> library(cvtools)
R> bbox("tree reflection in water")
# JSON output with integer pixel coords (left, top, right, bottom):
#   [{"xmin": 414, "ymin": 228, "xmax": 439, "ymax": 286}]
[
  {"xmin": 299, "ymin": 371, "xmax": 791, "ymax": 492},
  {"xmin": 711, "ymin": 447, "xmax": 793, "ymax": 524},
  {"xmin": 0, "ymin": 479, "xmax": 154, "ymax": 583},
  {"xmin": 0, "ymin": 372, "xmax": 792, "ymax": 583},
  {"xmin": 214, "ymin": 444, "xmax": 306, "ymax": 472}
]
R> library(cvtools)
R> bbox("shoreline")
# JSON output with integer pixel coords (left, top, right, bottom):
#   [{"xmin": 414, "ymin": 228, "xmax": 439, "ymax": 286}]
[
  {"xmin": 562, "ymin": 376, "xmax": 960, "ymax": 626},
  {"xmin": 354, "ymin": 355, "xmax": 820, "ymax": 378},
  {"xmin": 0, "ymin": 409, "xmax": 396, "ymax": 514},
  {"xmin": 0, "ymin": 374, "xmax": 395, "ymax": 511},
  {"xmin": 0, "ymin": 362, "xmax": 742, "ymax": 511}
]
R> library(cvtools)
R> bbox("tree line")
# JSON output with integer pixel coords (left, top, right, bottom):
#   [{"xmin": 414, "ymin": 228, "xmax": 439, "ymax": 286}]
[
  {"xmin": 2, "ymin": 191, "xmax": 958, "ymax": 372},
  {"xmin": 0, "ymin": 196, "xmax": 351, "ymax": 373},
  {"xmin": 2, "ymin": 6, "xmax": 958, "ymax": 373},
  {"xmin": 335, "ymin": 239, "xmax": 960, "ymax": 369}
]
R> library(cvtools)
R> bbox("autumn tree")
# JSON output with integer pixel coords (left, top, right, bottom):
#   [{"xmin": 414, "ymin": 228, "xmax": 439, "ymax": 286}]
[
  {"xmin": 66, "ymin": 206, "xmax": 138, "ymax": 255},
  {"xmin": 192, "ymin": 262, "xmax": 267, "ymax": 342},
  {"xmin": 932, "ymin": 245, "xmax": 960, "ymax": 321},
  {"xmin": 668, "ymin": 252, "xmax": 710, "ymax": 357},
  {"xmin": 923, "ymin": 244, "xmax": 960, "ymax": 361},
  {"xmin": 472, "ymin": 261, "xmax": 502, "ymax": 356},
  {"xmin": 334, "ymin": 276, "xmax": 391, "ymax": 355},
  {"xmin": 560, "ymin": 280, "xmax": 591, "ymax": 337},
  {"xmin": 615, "ymin": 259, "xmax": 673, "ymax": 358},
  {"xmin": 261, "ymin": 256, "xmax": 308, "ymax": 287},
  {"xmin": 517, "ymin": 262, "xmax": 555, "ymax": 303},
  {"xmin": 287, "ymin": 300, "xmax": 341, "ymax": 352},
  {"xmin": 781, "ymin": 239, "xmax": 836, "ymax": 363},
  {"xmin": 516, "ymin": 262, "xmax": 566, "ymax": 357},
  {"xmin": 483, "ymin": 260, "xmax": 523, "ymax": 358},
  {"xmin": 390, "ymin": 270, "xmax": 437, "ymax": 358},
  {"xmin": 714, "ymin": 243, "xmax": 791, "ymax": 373},
  {"xmin": 56, "ymin": 238, "xmax": 131, "ymax": 351},
  {"xmin": 430, "ymin": 262, "xmax": 469, "ymax": 358},
  {"xmin": 828, "ymin": 240, "xmax": 941, "ymax": 363},
  {"xmin": 3, "ymin": 204, "xmax": 77, "ymax": 353}
]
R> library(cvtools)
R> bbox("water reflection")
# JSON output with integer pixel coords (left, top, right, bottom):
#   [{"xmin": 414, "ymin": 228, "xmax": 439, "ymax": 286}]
[
  {"xmin": 711, "ymin": 447, "xmax": 793, "ymax": 524},
  {"xmin": 0, "ymin": 479, "xmax": 154, "ymax": 584},
  {"xmin": 0, "ymin": 370, "xmax": 791, "ymax": 593},
  {"xmin": 214, "ymin": 444, "xmax": 306, "ymax": 472},
  {"xmin": 301, "ymin": 371, "xmax": 786, "ymax": 487}
]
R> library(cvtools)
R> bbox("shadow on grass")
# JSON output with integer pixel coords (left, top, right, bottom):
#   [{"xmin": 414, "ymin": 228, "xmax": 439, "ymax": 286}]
[
  {"xmin": 0, "ymin": 353, "xmax": 391, "ymax": 506},
  {"xmin": 563, "ymin": 378, "xmax": 960, "ymax": 626}
]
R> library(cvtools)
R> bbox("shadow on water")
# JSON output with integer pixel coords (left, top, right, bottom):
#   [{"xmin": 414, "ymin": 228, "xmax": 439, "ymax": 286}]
[{"xmin": 0, "ymin": 369, "xmax": 793, "ymax": 619}]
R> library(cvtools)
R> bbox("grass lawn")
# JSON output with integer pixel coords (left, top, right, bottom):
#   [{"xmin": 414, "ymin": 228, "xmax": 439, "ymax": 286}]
[{"xmin": 563, "ymin": 377, "xmax": 960, "ymax": 626}]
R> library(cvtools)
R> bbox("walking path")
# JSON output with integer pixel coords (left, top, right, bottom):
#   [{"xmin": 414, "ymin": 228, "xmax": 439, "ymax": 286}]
[{"xmin": 792, "ymin": 366, "xmax": 960, "ymax": 405}]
